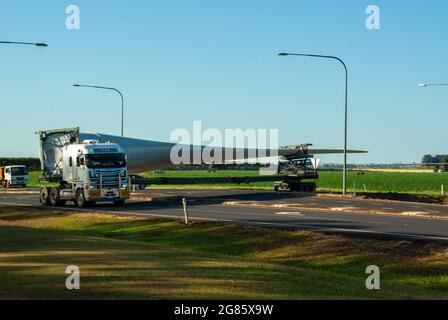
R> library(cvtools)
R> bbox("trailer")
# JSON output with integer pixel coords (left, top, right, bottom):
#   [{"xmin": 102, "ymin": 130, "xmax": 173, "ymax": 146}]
[
  {"xmin": 128, "ymin": 156, "xmax": 319, "ymax": 192},
  {"xmin": 129, "ymin": 172, "xmax": 318, "ymax": 192}
]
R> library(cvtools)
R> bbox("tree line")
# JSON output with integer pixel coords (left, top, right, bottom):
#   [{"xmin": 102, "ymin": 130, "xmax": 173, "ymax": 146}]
[
  {"xmin": 0, "ymin": 158, "xmax": 40, "ymax": 170},
  {"xmin": 421, "ymin": 155, "xmax": 448, "ymax": 172}
]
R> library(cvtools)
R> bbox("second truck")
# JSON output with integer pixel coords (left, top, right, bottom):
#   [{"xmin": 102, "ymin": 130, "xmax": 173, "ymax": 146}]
[{"xmin": 38, "ymin": 128, "xmax": 130, "ymax": 207}]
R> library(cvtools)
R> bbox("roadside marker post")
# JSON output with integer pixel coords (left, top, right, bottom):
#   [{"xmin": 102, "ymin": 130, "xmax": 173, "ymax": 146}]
[
  {"xmin": 182, "ymin": 198, "xmax": 189, "ymax": 225},
  {"xmin": 353, "ymin": 181, "xmax": 357, "ymax": 197},
  {"xmin": 442, "ymin": 185, "xmax": 444, "ymax": 196},
  {"xmin": 310, "ymin": 158, "xmax": 321, "ymax": 190}
]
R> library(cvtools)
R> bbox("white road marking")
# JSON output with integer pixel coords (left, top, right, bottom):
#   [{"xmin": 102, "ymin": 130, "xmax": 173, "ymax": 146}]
[
  {"xmin": 275, "ymin": 211, "xmax": 387, "ymax": 225},
  {"xmin": 275, "ymin": 212, "xmax": 304, "ymax": 216}
]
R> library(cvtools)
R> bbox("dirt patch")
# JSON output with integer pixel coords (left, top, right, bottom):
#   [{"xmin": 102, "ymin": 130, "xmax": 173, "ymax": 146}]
[
  {"xmin": 317, "ymin": 191, "xmax": 448, "ymax": 205},
  {"xmin": 221, "ymin": 200, "xmax": 447, "ymax": 220},
  {"xmin": 361, "ymin": 192, "xmax": 448, "ymax": 205}
]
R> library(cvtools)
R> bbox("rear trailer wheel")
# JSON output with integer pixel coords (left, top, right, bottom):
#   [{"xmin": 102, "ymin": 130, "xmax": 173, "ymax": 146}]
[
  {"xmin": 138, "ymin": 184, "xmax": 146, "ymax": 190},
  {"xmin": 75, "ymin": 189, "xmax": 87, "ymax": 208},
  {"xmin": 39, "ymin": 187, "xmax": 50, "ymax": 206}
]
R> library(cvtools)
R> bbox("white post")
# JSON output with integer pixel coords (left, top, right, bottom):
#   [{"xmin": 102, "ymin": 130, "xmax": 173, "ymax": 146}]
[
  {"xmin": 182, "ymin": 198, "xmax": 189, "ymax": 225},
  {"xmin": 353, "ymin": 181, "xmax": 356, "ymax": 197},
  {"xmin": 442, "ymin": 184, "xmax": 444, "ymax": 196}
]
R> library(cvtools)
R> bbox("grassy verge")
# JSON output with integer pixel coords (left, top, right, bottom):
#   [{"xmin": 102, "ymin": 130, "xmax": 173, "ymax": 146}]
[{"xmin": 0, "ymin": 206, "xmax": 447, "ymax": 299}]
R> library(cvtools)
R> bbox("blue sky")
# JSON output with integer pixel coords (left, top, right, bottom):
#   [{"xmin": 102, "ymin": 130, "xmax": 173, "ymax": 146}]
[{"xmin": 1, "ymin": 0, "xmax": 447, "ymax": 163}]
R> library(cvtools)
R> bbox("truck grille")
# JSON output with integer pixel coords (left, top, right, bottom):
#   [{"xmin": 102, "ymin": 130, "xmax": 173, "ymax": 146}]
[{"xmin": 92, "ymin": 169, "xmax": 127, "ymax": 189}]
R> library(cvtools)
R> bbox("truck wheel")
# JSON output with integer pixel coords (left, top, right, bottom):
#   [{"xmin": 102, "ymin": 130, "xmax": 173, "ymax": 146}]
[
  {"xmin": 113, "ymin": 200, "xmax": 125, "ymax": 207},
  {"xmin": 49, "ymin": 188, "xmax": 66, "ymax": 207},
  {"xmin": 49, "ymin": 188, "xmax": 58, "ymax": 206},
  {"xmin": 138, "ymin": 184, "xmax": 146, "ymax": 190},
  {"xmin": 39, "ymin": 187, "xmax": 50, "ymax": 206},
  {"xmin": 75, "ymin": 189, "xmax": 87, "ymax": 208}
]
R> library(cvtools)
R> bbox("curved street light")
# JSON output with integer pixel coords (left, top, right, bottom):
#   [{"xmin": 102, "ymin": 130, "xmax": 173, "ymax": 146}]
[
  {"xmin": 418, "ymin": 83, "xmax": 448, "ymax": 88},
  {"xmin": 0, "ymin": 41, "xmax": 48, "ymax": 47},
  {"xmin": 278, "ymin": 52, "xmax": 349, "ymax": 195},
  {"xmin": 73, "ymin": 84, "xmax": 125, "ymax": 137}
]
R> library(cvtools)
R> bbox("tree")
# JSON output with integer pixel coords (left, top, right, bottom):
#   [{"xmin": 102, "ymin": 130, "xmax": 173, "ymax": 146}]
[{"xmin": 421, "ymin": 155, "xmax": 433, "ymax": 164}]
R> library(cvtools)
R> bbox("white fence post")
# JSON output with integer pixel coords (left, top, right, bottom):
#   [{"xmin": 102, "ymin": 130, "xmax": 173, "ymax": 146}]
[{"xmin": 182, "ymin": 198, "xmax": 189, "ymax": 225}]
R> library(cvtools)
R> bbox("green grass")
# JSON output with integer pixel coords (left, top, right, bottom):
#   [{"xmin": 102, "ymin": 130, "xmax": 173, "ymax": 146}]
[
  {"xmin": 27, "ymin": 169, "xmax": 448, "ymax": 195},
  {"xmin": 27, "ymin": 171, "xmax": 57, "ymax": 188},
  {"xmin": 141, "ymin": 170, "xmax": 448, "ymax": 195},
  {"xmin": 317, "ymin": 171, "xmax": 448, "ymax": 195},
  {"xmin": 0, "ymin": 206, "xmax": 447, "ymax": 299}
]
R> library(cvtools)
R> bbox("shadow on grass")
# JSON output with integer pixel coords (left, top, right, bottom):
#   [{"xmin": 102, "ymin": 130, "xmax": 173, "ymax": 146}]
[
  {"xmin": 0, "ymin": 226, "xmax": 392, "ymax": 300},
  {"xmin": 1, "ymin": 206, "xmax": 448, "ymax": 299}
]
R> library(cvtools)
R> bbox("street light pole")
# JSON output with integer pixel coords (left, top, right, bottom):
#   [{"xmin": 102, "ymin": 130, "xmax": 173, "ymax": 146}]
[
  {"xmin": 73, "ymin": 84, "xmax": 125, "ymax": 136},
  {"xmin": 0, "ymin": 41, "xmax": 48, "ymax": 47},
  {"xmin": 419, "ymin": 83, "xmax": 448, "ymax": 88},
  {"xmin": 278, "ymin": 52, "xmax": 349, "ymax": 195}
]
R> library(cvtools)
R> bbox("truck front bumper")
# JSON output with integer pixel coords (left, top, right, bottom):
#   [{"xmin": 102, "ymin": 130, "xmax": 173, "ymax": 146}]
[{"xmin": 88, "ymin": 189, "xmax": 130, "ymax": 201}]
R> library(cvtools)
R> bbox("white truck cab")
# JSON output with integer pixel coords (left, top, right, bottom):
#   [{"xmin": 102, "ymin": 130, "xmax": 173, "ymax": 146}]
[
  {"xmin": 38, "ymin": 128, "xmax": 130, "ymax": 207},
  {"xmin": 0, "ymin": 165, "xmax": 29, "ymax": 188}
]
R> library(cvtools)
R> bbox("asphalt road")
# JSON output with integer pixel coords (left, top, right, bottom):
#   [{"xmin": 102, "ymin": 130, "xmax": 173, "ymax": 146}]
[{"xmin": 2, "ymin": 189, "xmax": 448, "ymax": 242}]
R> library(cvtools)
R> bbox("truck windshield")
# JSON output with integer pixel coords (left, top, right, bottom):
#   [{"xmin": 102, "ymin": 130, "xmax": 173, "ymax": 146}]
[
  {"xmin": 85, "ymin": 154, "xmax": 126, "ymax": 168},
  {"xmin": 11, "ymin": 167, "xmax": 28, "ymax": 175}
]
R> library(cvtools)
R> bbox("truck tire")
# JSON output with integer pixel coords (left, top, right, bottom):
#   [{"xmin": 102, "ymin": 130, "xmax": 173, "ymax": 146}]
[
  {"xmin": 138, "ymin": 184, "xmax": 146, "ymax": 190},
  {"xmin": 49, "ymin": 188, "xmax": 66, "ymax": 207},
  {"xmin": 39, "ymin": 187, "xmax": 51, "ymax": 206},
  {"xmin": 75, "ymin": 189, "xmax": 87, "ymax": 208},
  {"xmin": 113, "ymin": 200, "xmax": 126, "ymax": 207}
]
